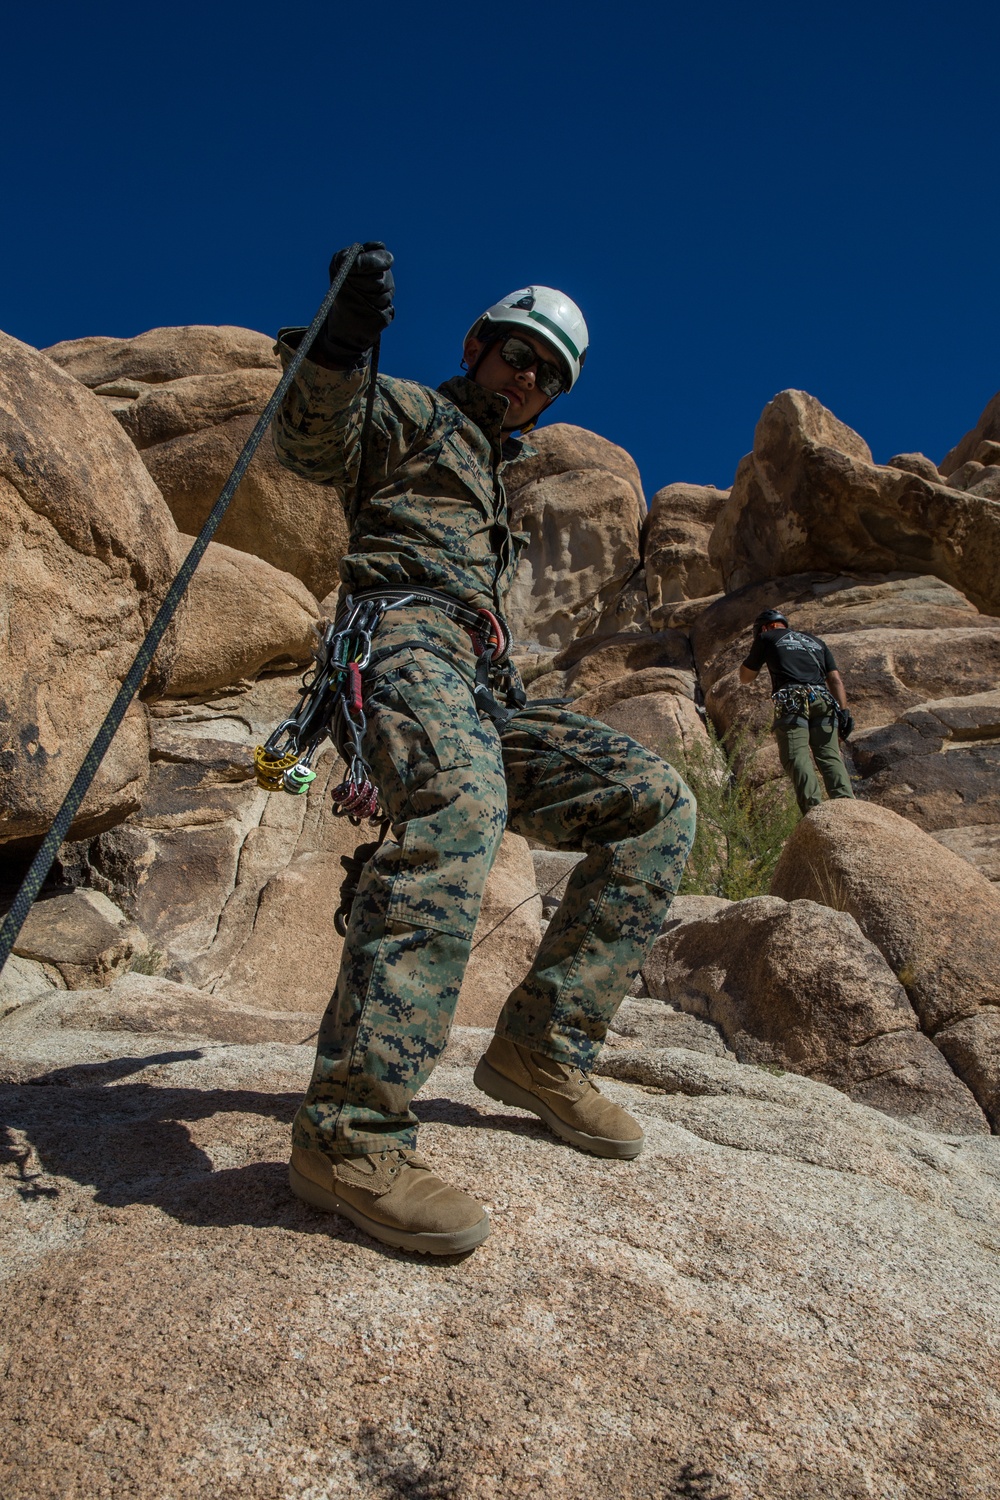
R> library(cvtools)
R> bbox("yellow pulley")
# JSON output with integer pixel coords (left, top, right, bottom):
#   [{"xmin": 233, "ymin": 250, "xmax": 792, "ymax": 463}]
[{"xmin": 253, "ymin": 744, "xmax": 300, "ymax": 792}]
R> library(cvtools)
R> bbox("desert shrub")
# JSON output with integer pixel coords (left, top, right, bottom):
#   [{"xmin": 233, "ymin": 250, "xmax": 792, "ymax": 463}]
[
  {"xmin": 129, "ymin": 947, "xmax": 164, "ymax": 976},
  {"xmin": 663, "ymin": 723, "xmax": 800, "ymax": 901}
]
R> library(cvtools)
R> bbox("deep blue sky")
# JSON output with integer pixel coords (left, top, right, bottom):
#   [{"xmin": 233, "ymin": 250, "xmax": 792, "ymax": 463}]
[{"xmin": 4, "ymin": 1, "xmax": 998, "ymax": 501}]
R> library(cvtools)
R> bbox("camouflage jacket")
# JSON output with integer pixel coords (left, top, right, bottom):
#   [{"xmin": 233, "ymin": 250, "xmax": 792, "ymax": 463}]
[{"xmin": 271, "ymin": 332, "xmax": 534, "ymax": 622}]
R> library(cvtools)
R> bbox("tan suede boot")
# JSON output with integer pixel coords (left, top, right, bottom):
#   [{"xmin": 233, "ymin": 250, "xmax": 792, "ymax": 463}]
[
  {"xmin": 473, "ymin": 1035, "xmax": 645, "ymax": 1159},
  {"xmin": 289, "ymin": 1146, "xmax": 489, "ymax": 1255}
]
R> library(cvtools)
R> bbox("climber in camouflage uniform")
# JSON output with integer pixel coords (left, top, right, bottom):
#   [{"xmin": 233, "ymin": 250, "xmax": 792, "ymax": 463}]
[{"xmin": 271, "ymin": 242, "xmax": 696, "ymax": 1255}]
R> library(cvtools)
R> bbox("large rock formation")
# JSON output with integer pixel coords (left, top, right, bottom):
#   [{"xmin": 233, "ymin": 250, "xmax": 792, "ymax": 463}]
[
  {"xmin": 7, "ymin": 325, "xmax": 1000, "ymax": 1495},
  {"xmin": 162, "ymin": 534, "xmax": 321, "ymax": 696},
  {"xmin": 709, "ymin": 390, "xmax": 1000, "ymax": 616},
  {"xmin": 0, "ymin": 333, "xmax": 178, "ymax": 847},
  {"xmin": 641, "ymin": 894, "xmax": 986, "ymax": 1134},
  {"xmin": 643, "ymin": 481, "xmax": 728, "ymax": 625},
  {"xmin": 503, "ymin": 423, "xmax": 645, "ymax": 647},
  {"xmin": 771, "ymin": 800, "xmax": 1000, "ymax": 1128},
  {"xmin": 939, "ymin": 388, "xmax": 1000, "ymax": 475},
  {"xmin": 44, "ymin": 324, "xmax": 280, "ymax": 387},
  {"xmin": 46, "ymin": 327, "xmax": 351, "ymax": 599}
]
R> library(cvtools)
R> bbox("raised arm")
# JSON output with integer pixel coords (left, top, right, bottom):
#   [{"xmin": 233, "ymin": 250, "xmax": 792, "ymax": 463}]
[{"xmin": 270, "ymin": 242, "xmax": 398, "ymax": 492}]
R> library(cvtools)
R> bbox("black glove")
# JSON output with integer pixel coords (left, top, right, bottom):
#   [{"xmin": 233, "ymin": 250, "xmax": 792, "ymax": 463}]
[
  {"xmin": 836, "ymin": 707, "xmax": 854, "ymax": 740},
  {"xmin": 315, "ymin": 242, "xmax": 395, "ymax": 366}
]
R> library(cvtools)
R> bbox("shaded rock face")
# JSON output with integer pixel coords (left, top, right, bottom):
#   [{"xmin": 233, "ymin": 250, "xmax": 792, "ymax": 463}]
[
  {"xmin": 47, "ymin": 326, "xmax": 350, "ymax": 600},
  {"xmin": 642, "ymin": 894, "xmax": 986, "ymax": 1135},
  {"xmin": 0, "ymin": 333, "xmax": 179, "ymax": 847},
  {"xmin": 849, "ymin": 689, "xmax": 1000, "ymax": 832},
  {"xmin": 885, "ymin": 451, "xmax": 942, "ymax": 482},
  {"xmin": 10, "ymin": 890, "xmax": 138, "ymax": 991},
  {"xmin": 504, "ymin": 423, "xmax": 645, "ymax": 648},
  {"xmin": 709, "ymin": 389, "xmax": 1000, "ymax": 616},
  {"xmin": 514, "ymin": 626, "xmax": 709, "ymax": 766},
  {"xmin": 771, "ymin": 800, "xmax": 1000, "ymax": 1127}
]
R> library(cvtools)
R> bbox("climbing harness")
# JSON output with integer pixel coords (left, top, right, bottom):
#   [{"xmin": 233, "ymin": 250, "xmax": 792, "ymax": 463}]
[
  {"xmin": 252, "ymin": 583, "xmax": 529, "ymax": 944},
  {"xmin": 771, "ymin": 683, "xmax": 835, "ymax": 723},
  {"xmin": 0, "ymin": 244, "xmax": 372, "ymax": 976},
  {"xmin": 253, "ymin": 585, "xmax": 526, "ymax": 825},
  {"xmin": 253, "ymin": 594, "xmax": 391, "ymax": 822},
  {"xmin": 349, "ymin": 585, "xmax": 526, "ymax": 730}
]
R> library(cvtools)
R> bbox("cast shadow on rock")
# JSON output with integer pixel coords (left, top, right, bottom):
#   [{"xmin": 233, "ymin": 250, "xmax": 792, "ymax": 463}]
[
  {"xmin": 413, "ymin": 1093, "xmax": 551, "ymax": 1141},
  {"xmin": 1, "ymin": 1052, "xmax": 510, "ymax": 1264}
]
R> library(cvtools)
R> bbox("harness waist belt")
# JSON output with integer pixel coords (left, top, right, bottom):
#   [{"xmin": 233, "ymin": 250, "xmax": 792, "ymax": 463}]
[{"xmin": 349, "ymin": 586, "xmax": 510, "ymax": 658}]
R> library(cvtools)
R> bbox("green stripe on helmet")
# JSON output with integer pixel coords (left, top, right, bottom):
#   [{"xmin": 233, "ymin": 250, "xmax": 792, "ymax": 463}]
[{"xmin": 526, "ymin": 309, "xmax": 580, "ymax": 362}]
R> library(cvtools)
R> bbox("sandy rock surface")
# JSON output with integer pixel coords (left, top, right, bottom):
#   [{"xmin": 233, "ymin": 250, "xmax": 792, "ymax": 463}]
[
  {"xmin": 163, "ymin": 534, "xmax": 321, "ymax": 696},
  {"xmin": 771, "ymin": 800, "xmax": 1000, "ymax": 1128},
  {"xmin": 44, "ymin": 324, "xmax": 280, "ymax": 386},
  {"xmin": 10, "ymin": 889, "xmax": 139, "ymax": 992},
  {"xmin": 645, "ymin": 894, "xmax": 987, "ymax": 1135},
  {"xmin": 116, "ymin": 368, "xmax": 280, "ymax": 449},
  {"xmin": 2, "ymin": 1026, "xmax": 999, "ymax": 1499},
  {"xmin": 47, "ymin": 325, "xmax": 350, "ymax": 599},
  {"xmin": 932, "ymin": 822, "xmax": 1000, "ymax": 882},
  {"xmin": 141, "ymin": 411, "xmax": 350, "ymax": 599},
  {"xmin": 709, "ymin": 389, "xmax": 1000, "ymax": 615},
  {"xmin": 505, "ymin": 421, "xmax": 644, "ymax": 506},
  {"xmin": 504, "ymin": 426, "xmax": 645, "ymax": 648},
  {"xmin": 0, "ymin": 332, "xmax": 179, "ymax": 846},
  {"xmin": 884, "ymin": 451, "xmax": 942, "ymax": 482}
]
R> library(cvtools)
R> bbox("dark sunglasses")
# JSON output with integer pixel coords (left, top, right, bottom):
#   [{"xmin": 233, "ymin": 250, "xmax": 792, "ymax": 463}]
[{"xmin": 497, "ymin": 335, "xmax": 566, "ymax": 399}]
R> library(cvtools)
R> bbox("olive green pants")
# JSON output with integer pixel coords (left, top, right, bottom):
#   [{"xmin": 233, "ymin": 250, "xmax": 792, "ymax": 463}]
[
  {"xmin": 775, "ymin": 700, "xmax": 854, "ymax": 815},
  {"xmin": 294, "ymin": 630, "xmax": 697, "ymax": 1156}
]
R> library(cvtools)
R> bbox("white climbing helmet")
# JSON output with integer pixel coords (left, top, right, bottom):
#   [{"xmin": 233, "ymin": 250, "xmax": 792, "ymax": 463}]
[{"xmin": 466, "ymin": 286, "xmax": 589, "ymax": 390}]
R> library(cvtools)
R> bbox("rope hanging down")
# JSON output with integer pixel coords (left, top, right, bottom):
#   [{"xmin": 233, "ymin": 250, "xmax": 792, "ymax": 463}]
[{"xmin": 0, "ymin": 245, "xmax": 368, "ymax": 975}]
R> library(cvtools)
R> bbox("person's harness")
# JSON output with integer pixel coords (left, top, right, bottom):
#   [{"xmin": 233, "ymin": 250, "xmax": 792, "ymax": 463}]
[
  {"xmin": 771, "ymin": 682, "xmax": 835, "ymax": 723},
  {"xmin": 252, "ymin": 586, "xmax": 527, "ymax": 824},
  {"xmin": 252, "ymin": 586, "xmax": 532, "ymax": 938}
]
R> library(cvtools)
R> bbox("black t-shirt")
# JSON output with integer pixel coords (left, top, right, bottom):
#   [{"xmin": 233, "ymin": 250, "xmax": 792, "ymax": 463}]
[{"xmin": 742, "ymin": 628, "xmax": 836, "ymax": 693}]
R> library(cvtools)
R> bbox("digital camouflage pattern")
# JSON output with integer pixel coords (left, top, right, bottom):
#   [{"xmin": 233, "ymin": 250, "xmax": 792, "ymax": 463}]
[
  {"xmin": 272, "ymin": 345, "xmax": 696, "ymax": 1156},
  {"xmin": 273, "ymin": 332, "xmax": 532, "ymax": 623},
  {"xmin": 293, "ymin": 615, "xmax": 696, "ymax": 1155}
]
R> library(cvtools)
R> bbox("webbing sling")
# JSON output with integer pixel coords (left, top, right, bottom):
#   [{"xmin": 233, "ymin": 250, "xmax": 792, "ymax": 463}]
[{"xmin": 0, "ymin": 245, "xmax": 371, "ymax": 975}]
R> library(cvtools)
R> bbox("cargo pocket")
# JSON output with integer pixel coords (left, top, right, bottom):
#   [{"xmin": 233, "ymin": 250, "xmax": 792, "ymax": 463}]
[{"xmin": 364, "ymin": 652, "xmax": 480, "ymax": 813}]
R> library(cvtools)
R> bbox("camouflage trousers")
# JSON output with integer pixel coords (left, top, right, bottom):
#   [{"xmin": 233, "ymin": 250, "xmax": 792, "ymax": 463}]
[{"xmin": 294, "ymin": 627, "xmax": 696, "ymax": 1156}]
